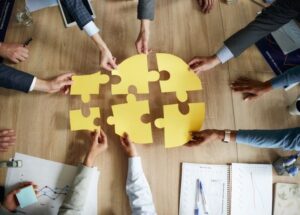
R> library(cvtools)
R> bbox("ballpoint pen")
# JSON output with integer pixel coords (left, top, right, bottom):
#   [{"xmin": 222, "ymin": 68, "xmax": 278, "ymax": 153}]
[
  {"xmin": 195, "ymin": 179, "xmax": 201, "ymax": 215},
  {"xmin": 199, "ymin": 180, "xmax": 209, "ymax": 214}
]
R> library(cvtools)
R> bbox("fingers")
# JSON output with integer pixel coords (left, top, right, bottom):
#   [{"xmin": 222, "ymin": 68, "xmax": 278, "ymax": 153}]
[
  {"xmin": 188, "ymin": 57, "xmax": 202, "ymax": 67},
  {"xmin": 109, "ymin": 58, "xmax": 117, "ymax": 70},
  {"xmin": 120, "ymin": 132, "xmax": 130, "ymax": 147},
  {"xmin": 0, "ymin": 129, "xmax": 15, "ymax": 135},
  {"xmin": 57, "ymin": 72, "xmax": 74, "ymax": 81},
  {"xmin": 243, "ymin": 93, "xmax": 257, "ymax": 101},
  {"xmin": 99, "ymin": 129, "xmax": 107, "ymax": 144},
  {"xmin": 135, "ymin": 41, "xmax": 143, "ymax": 54},
  {"xmin": 0, "ymin": 129, "xmax": 16, "ymax": 149}
]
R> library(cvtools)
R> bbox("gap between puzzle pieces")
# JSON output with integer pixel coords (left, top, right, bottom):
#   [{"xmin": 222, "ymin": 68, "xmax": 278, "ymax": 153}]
[{"xmin": 70, "ymin": 72, "xmax": 110, "ymax": 103}]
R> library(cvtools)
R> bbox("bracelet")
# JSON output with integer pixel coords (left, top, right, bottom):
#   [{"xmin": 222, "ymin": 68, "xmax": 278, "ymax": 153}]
[{"xmin": 223, "ymin": 130, "xmax": 231, "ymax": 143}]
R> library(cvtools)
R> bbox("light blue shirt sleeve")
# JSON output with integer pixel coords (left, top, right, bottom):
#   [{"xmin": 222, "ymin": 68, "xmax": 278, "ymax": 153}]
[
  {"xmin": 236, "ymin": 127, "xmax": 300, "ymax": 151},
  {"xmin": 126, "ymin": 157, "xmax": 156, "ymax": 215},
  {"xmin": 271, "ymin": 66, "xmax": 300, "ymax": 88}
]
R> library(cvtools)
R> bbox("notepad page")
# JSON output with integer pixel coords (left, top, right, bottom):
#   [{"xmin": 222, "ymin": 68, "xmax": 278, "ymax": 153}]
[
  {"xmin": 179, "ymin": 163, "xmax": 229, "ymax": 215},
  {"xmin": 231, "ymin": 163, "xmax": 272, "ymax": 215}
]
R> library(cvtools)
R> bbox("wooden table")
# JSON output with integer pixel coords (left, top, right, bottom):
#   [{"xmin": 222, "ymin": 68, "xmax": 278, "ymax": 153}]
[{"xmin": 1, "ymin": 0, "xmax": 299, "ymax": 214}]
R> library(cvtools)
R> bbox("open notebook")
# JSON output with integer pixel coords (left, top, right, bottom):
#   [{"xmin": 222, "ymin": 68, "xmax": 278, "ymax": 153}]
[{"xmin": 179, "ymin": 163, "xmax": 273, "ymax": 215}]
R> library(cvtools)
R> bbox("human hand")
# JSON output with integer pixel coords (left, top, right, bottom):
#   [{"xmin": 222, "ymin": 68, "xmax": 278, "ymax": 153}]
[
  {"xmin": 0, "ymin": 129, "xmax": 16, "ymax": 152},
  {"xmin": 135, "ymin": 20, "xmax": 151, "ymax": 54},
  {"xmin": 84, "ymin": 129, "xmax": 108, "ymax": 167},
  {"xmin": 0, "ymin": 43, "xmax": 29, "ymax": 64},
  {"xmin": 230, "ymin": 77, "xmax": 272, "ymax": 101},
  {"xmin": 99, "ymin": 48, "xmax": 117, "ymax": 71},
  {"xmin": 198, "ymin": 0, "xmax": 215, "ymax": 14},
  {"xmin": 186, "ymin": 129, "xmax": 224, "ymax": 147},
  {"xmin": 119, "ymin": 133, "xmax": 138, "ymax": 157},
  {"xmin": 3, "ymin": 182, "xmax": 37, "ymax": 212},
  {"xmin": 34, "ymin": 73, "xmax": 73, "ymax": 94},
  {"xmin": 188, "ymin": 55, "xmax": 220, "ymax": 74}
]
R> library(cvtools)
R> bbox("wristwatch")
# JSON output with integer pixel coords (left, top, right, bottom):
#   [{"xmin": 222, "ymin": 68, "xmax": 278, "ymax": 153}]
[{"xmin": 223, "ymin": 130, "xmax": 231, "ymax": 143}]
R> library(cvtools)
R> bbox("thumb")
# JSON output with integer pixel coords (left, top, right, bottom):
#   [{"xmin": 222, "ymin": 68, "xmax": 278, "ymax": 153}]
[{"xmin": 244, "ymin": 93, "xmax": 257, "ymax": 101}]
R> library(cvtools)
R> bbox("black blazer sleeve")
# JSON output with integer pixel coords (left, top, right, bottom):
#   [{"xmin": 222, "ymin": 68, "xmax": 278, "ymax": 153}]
[
  {"xmin": 0, "ymin": 64, "xmax": 34, "ymax": 93},
  {"xmin": 61, "ymin": 0, "xmax": 94, "ymax": 30},
  {"xmin": 224, "ymin": 0, "xmax": 300, "ymax": 57}
]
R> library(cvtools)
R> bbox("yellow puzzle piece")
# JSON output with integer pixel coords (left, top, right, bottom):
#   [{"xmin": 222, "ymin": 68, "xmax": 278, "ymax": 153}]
[
  {"xmin": 111, "ymin": 54, "xmax": 159, "ymax": 95},
  {"xmin": 70, "ymin": 107, "xmax": 100, "ymax": 131},
  {"xmin": 154, "ymin": 103, "xmax": 205, "ymax": 148},
  {"xmin": 70, "ymin": 72, "xmax": 109, "ymax": 103},
  {"xmin": 107, "ymin": 94, "xmax": 152, "ymax": 144},
  {"xmin": 156, "ymin": 53, "xmax": 202, "ymax": 102}
]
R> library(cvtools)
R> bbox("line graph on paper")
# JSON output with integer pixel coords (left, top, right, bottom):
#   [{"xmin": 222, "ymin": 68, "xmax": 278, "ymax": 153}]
[{"xmin": 37, "ymin": 185, "xmax": 70, "ymax": 200}]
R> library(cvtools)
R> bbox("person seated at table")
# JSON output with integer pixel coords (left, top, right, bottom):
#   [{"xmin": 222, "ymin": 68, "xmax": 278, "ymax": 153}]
[
  {"xmin": 0, "ymin": 129, "xmax": 106, "ymax": 214},
  {"xmin": 62, "ymin": 0, "xmax": 155, "ymax": 71},
  {"xmin": 188, "ymin": 0, "xmax": 300, "ymax": 74},
  {"xmin": 230, "ymin": 66, "xmax": 300, "ymax": 101},
  {"xmin": 186, "ymin": 127, "xmax": 300, "ymax": 151}
]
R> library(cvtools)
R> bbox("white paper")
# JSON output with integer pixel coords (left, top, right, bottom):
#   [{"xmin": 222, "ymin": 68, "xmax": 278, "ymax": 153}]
[
  {"xmin": 179, "ymin": 163, "xmax": 229, "ymax": 215},
  {"xmin": 231, "ymin": 163, "xmax": 272, "ymax": 215},
  {"xmin": 25, "ymin": 0, "xmax": 58, "ymax": 12},
  {"xmin": 5, "ymin": 153, "xmax": 99, "ymax": 215}
]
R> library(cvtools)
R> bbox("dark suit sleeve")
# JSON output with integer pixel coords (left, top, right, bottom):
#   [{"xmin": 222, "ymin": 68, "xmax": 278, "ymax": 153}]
[
  {"xmin": 0, "ymin": 64, "xmax": 34, "ymax": 93},
  {"xmin": 138, "ymin": 0, "xmax": 155, "ymax": 20},
  {"xmin": 224, "ymin": 0, "xmax": 300, "ymax": 57},
  {"xmin": 62, "ymin": 0, "xmax": 94, "ymax": 30}
]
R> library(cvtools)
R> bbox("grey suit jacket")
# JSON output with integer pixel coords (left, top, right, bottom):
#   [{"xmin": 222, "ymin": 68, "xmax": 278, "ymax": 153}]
[
  {"xmin": 63, "ymin": 0, "xmax": 155, "ymax": 31},
  {"xmin": 224, "ymin": 0, "xmax": 300, "ymax": 57}
]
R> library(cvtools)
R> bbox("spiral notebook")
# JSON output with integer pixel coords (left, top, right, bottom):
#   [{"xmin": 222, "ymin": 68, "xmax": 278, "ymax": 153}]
[{"xmin": 179, "ymin": 163, "xmax": 273, "ymax": 215}]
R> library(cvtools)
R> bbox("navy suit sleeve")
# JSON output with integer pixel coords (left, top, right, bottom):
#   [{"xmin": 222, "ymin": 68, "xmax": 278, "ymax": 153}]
[
  {"xmin": 224, "ymin": 0, "xmax": 300, "ymax": 57},
  {"xmin": 138, "ymin": 0, "xmax": 155, "ymax": 20},
  {"xmin": 0, "ymin": 64, "xmax": 34, "ymax": 93},
  {"xmin": 62, "ymin": 0, "xmax": 93, "ymax": 30}
]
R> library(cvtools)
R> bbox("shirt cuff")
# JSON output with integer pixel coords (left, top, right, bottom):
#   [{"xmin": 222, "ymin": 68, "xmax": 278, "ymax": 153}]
[
  {"xmin": 216, "ymin": 45, "xmax": 234, "ymax": 64},
  {"xmin": 29, "ymin": 77, "xmax": 37, "ymax": 92},
  {"xmin": 83, "ymin": 21, "xmax": 100, "ymax": 37}
]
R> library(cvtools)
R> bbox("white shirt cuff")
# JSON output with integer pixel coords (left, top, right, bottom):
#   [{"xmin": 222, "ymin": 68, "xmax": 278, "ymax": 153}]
[
  {"xmin": 216, "ymin": 45, "xmax": 234, "ymax": 64},
  {"xmin": 83, "ymin": 21, "xmax": 100, "ymax": 37},
  {"xmin": 29, "ymin": 77, "xmax": 37, "ymax": 92}
]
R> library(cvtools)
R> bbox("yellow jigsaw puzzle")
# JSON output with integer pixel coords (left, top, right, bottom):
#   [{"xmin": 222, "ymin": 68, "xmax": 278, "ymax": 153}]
[
  {"xmin": 70, "ymin": 72, "xmax": 109, "ymax": 103},
  {"xmin": 107, "ymin": 94, "xmax": 153, "ymax": 144},
  {"xmin": 111, "ymin": 54, "xmax": 159, "ymax": 95},
  {"xmin": 155, "ymin": 103, "xmax": 205, "ymax": 148},
  {"xmin": 156, "ymin": 53, "xmax": 202, "ymax": 102},
  {"xmin": 69, "ymin": 107, "xmax": 100, "ymax": 131}
]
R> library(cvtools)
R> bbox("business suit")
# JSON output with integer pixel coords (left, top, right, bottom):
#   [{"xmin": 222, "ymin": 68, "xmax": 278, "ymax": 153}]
[
  {"xmin": 224, "ymin": 0, "xmax": 300, "ymax": 57},
  {"xmin": 62, "ymin": 0, "xmax": 155, "ymax": 30},
  {"xmin": 0, "ymin": 64, "xmax": 34, "ymax": 92}
]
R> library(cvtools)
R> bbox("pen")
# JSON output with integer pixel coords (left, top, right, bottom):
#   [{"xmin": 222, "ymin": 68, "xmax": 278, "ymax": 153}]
[
  {"xmin": 199, "ymin": 180, "xmax": 209, "ymax": 214},
  {"xmin": 195, "ymin": 179, "xmax": 201, "ymax": 215},
  {"xmin": 23, "ymin": 37, "xmax": 33, "ymax": 47}
]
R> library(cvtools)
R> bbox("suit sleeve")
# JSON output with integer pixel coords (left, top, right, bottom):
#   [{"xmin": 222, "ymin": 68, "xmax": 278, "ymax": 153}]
[
  {"xmin": 61, "ymin": 0, "xmax": 94, "ymax": 29},
  {"xmin": 138, "ymin": 0, "xmax": 155, "ymax": 20},
  {"xmin": 271, "ymin": 66, "xmax": 300, "ymax": 88},
  {"xmin": 236, "ymin": 127, "xmax": 300, "ymax": 151},
  {"xmin": 224, "ymin": 0, "xmax": 300, "ymax": 57},
  {"xmin": 0, "ymin": 64, "xmax": 34, "ymax": 93}
]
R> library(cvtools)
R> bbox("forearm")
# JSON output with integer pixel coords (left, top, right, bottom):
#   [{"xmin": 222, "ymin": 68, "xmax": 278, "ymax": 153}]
[
  {"xmin": 126, "ymin": 157, "xmax": 156, "ymax": 214},
  {"xmin": 224, "ymin": 0, "xmax": 298, "ymax": 57},
  {"xmin": 0, "ymin": 64, "xmax": 34, "ymax": 93},
  {"xmin": 58, "ymin": 165, "xmax": 96, "ymax": 215},
  {"xmin": 0, "ymin": 205, "xmax": 14, "ymax": 215},
  {"xmin": 271, "ymin": 66, "xmax": 300, "ymax": 88}
]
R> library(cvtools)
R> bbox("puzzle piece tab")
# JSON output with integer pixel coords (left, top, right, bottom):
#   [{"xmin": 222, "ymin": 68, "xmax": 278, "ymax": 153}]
[
  {"xmin": 155, "ymin": 103, "xmax": 205, "ymax": 148},
  {"xmin": 70, "ymin": 72, "xmax": 109, "ymax": 103},
  {"xmin": 70, "ymin": 107, "xmax": 100, "ymax": 131},
  {"xmin": 111, "ymin": 54, "xmax": 159, "ymax": 95},
  {"xmin": 107, "ymin": 94, "xmax": 152, "ymax": 144},
  {"xmin": 156, "ymin": 53, "xmax": 202, "ymax": 102}
]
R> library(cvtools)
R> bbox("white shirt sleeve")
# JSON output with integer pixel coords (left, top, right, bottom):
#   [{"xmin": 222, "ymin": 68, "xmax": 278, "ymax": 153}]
[
  {"xmin": 83, "ymin": 21, "xmax": 100, "ymax": 37},
  {"xmin": 126, "ymin": 157, "xmax": 157, "ymax": 215},
  {"xmin": 216, "ymin": 45, "xmax": 234, "ymax": 64},
  {"xmin": 29, "ymin": 77, "xmax": 37, "ymax": 92}
]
